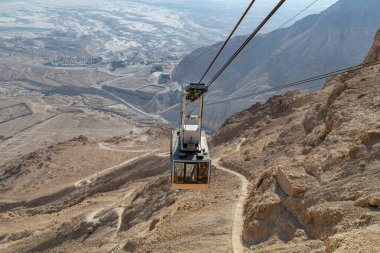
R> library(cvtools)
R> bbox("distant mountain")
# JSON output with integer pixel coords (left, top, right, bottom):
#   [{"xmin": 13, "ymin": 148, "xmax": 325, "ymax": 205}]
[{"xmin": 172, "ymin": 0, "xmax": 380, "ymax": 129}]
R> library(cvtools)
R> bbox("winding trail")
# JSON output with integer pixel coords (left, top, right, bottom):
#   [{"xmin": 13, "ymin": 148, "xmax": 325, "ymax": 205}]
[
  {"xmin": 89, "ymin": 66, "xmax": 167, "ymax": 123},
  {"xmin": 75, "ymin": 148, "xmax": 159, "ymax": 187},
  {"xmin": 97, "ymin": 142, "xmax": 158, "ymax": 153},
  {"xmin": 213, "ymin": 138, "xmax": 248, "ymax": 253},
  {"xmin": 96, "ymin": 86, "xmax": 168, "ymax": 124}
]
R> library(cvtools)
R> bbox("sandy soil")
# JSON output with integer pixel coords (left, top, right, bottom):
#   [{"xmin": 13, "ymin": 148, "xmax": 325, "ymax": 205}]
[{"xmin": 0, "ymin": 132, "xmax": 245, "ymax": 253}]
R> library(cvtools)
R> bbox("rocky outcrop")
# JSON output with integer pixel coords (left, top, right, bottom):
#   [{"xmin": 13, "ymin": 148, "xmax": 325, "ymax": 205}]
[
  {"xmin": 324, "ymin": 224, "xmax": 380, "ymax": 253},
  {"xmin": 276, "ymin": 166, "xmax": 319, "ymax": 197},
  {"xmin": 120, "ymin": 177, "xmax": 175, "ymax": 231},
  {"xmin": 364, "ymin": 29, "xmax": 380, "ymax": 63},
  {"xmin": 355, "ymin": 193, "xmax": 380, "ymax": 208}
]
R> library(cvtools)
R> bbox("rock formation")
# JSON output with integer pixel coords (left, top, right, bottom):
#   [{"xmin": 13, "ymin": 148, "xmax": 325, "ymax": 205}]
[{"xmin": 211, "ymin": 28, "xmax": 380, "ymax": 252}]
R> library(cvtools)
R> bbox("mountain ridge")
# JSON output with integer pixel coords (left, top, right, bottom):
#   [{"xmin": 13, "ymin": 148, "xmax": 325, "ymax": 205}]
[{"xmin": 172, "ymin": 0, "xmax": 380, "ymax": 129}]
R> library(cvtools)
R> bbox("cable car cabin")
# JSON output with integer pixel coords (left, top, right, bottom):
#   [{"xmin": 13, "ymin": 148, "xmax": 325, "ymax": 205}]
[
  {"xmin": 170, "ymin": 83, "xmax": 211, "ymax": 190},
  {"xmin": 171, "ymin": 129, "xmax": 211, "ymax": 190}
]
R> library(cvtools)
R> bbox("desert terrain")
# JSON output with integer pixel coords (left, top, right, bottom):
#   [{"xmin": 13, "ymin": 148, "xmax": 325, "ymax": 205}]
[
  {"xmin": 0, "ymin": 1, "xmax": 244, "ymax": 252},
  {"xmin": 1, "ymin": 0, "xmax": 379, "ymax": 252},
  {"xmin": 1, "ymin": 29, "xmax": 379, "ymax": 253}
]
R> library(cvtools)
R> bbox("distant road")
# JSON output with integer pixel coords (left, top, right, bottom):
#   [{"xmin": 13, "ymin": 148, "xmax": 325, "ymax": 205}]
[
  {"xmin": 93, "ymin": 67, "xmax": 169, "ymax": 124},
  {"xmin": 0, "ymin": 59, "xmax": 169, "ymax": 124}
]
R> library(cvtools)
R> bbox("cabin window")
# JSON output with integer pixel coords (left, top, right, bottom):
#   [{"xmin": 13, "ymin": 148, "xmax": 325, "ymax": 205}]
[
  {"xmin": 174, "ymin": 162, "xmax": 185, "ymax": 183},
  {"xmin": 185, "ymin": 163, "xmax": 197, "ymax": 183},
  {"xmin": 197, "ymin": 162, "xmax": 208, "ymax": 183},
  {"xmin": 174, "ymin": 162, "xmax": 209, "ymax": 184}
]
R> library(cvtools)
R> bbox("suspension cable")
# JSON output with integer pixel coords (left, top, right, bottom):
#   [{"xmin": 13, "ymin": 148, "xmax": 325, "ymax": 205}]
[
  {"xmin": 163, "ymin": 59, "xmax": 380, "ymax": 113},
  {"xmin": 200, "ymin": 0, "xmax": 320, "ymax": 86},
  {"xmin": 163, "ymin": 0, "xmax": 320, "ymax": 113},
  {"xmin": 198, "ymin": 0, "xmax": 257, "ymax": 83},
  {"xmin": 205, "ymin": 0, "xmax": 286, "ymax": 88},
  {"xmin": 205, "ymin": 60, "xmax": 380, "ymax": 106},
  {"xmin": 245, "ymin": 0, "xmax": 320, "ymax": 56}
]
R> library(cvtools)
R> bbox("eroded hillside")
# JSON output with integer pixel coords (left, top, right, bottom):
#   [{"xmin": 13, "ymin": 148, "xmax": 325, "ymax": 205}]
[
  {"xmin": 0, "ymin": 126, "xmax": 172, "ymax": 252},
  {"xmin": 0, "ymin": 122, "xmax": 242, "ymax": 252},
  {"xmin": 210, "ymin": 29, "xmax": 380, "ymax": 252}
]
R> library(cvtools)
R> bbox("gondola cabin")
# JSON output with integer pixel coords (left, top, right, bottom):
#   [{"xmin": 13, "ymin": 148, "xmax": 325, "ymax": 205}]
[
  {"xmin": 171, "ymin": 129, "xmax": 211, "ymax": 190},
  {"xmin": 170, "ymin": 83, "xmax": 211, "ymax": 190}
]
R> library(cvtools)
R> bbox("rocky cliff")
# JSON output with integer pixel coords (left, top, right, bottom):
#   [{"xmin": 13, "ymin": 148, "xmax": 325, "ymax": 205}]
[
  {"xmin": 364, "ymin": 29, "xmax": 380, "ymax": 63},
  {"xmin": 210, "ymin": 28, "xmax": 380, "ymax": 252}
]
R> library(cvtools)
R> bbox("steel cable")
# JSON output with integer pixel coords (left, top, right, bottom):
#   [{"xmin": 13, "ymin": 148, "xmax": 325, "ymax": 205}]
[{"xmin": 198, "ymin": 0, "xmax": 257, "ymax": 83}]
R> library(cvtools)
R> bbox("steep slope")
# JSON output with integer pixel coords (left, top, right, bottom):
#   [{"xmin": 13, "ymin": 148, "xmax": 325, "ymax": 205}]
[
  {"xmin": 210, "ymin": 29, "xmax": 380, "ymax": 252},
  {"xmin": 0, "ymin": 134, "xmax": 242, "ymax": 253},
  {"xmin": 364, "ymin": 29, "xmax": 380, "ymax": 63},
  {"xmin": 173, "ymin": 0, "xmax": 380, "ymax": 129}
]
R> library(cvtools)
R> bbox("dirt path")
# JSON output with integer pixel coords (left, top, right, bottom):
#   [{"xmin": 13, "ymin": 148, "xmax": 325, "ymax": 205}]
[
  {"xmin": 213, "ymin": 138, "xmax": 248, "ymax": 253},
  {"xmin": 0, "ymin": 112, "xmax": 66, "ymax": 149},
  {"xmin": 84, "ymin": 188, "xmax": 135, "ymax": 235},
  {"xmin": 97, "ymin": 86, "xmax": 168, "ymax": 124},
  {"xmin": 75, "ymin": 149, "xmax": 159, "ymax": 187},
  {"xmin": 97, "ymin": 142, "xmax": 159, "ymax": 152}
]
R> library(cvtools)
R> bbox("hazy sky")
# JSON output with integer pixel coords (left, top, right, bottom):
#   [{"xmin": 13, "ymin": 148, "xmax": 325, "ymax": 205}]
[
  {"xmin": 137, "ymin": 0, "xmax": 340, "ymax": 33},
  {"xmin": 220, "ymin": 0, "xmax": 340, "ymax": 32}
]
